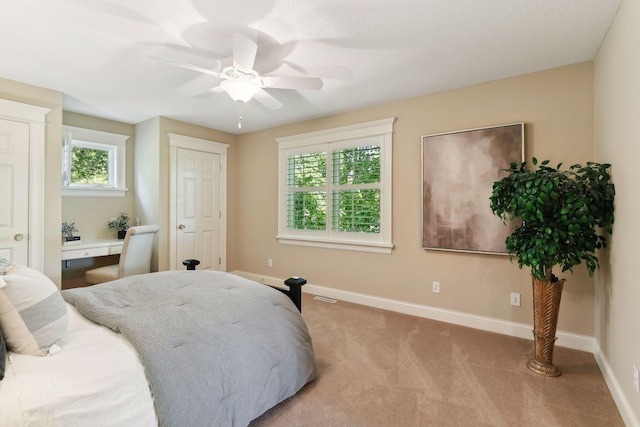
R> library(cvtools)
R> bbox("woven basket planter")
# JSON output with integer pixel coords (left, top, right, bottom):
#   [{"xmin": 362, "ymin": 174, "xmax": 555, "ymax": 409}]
[{"xmin": 526, "ymin": 276, "xmax": 565, "ymax": 377}]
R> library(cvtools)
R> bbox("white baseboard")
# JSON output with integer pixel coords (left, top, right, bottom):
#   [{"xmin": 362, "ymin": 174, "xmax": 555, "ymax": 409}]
[
  {"xmin": 593, "ymin": 343, "xmax": 640, "ymax": 427},
  {"xmin": 234, "ymin": 270, "xmax": 636, "ymax": 425},
  {"xmin": 231, "ymin": 270, "xmax": 594, "ymax": 352}
]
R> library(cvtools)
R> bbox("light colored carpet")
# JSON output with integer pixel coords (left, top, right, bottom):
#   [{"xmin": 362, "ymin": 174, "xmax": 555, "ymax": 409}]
[{"xmin": 251, "ymin": 293, "xmax": 623, "ymax": 426}]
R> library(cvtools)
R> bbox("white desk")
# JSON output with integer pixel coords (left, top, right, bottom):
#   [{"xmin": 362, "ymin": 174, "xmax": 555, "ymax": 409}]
[{"xmin": 61, "ymin": 239, "xmax": 124, "ymax": 261}]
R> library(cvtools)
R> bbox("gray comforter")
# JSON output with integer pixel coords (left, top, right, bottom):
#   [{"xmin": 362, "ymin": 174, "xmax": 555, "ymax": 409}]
[{"xmin": 62, "ymin": 270, "xmax": 317, "ymax": 427}]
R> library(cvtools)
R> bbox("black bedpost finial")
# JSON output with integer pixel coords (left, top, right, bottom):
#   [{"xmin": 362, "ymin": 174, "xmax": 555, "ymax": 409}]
[
  {"xmin": 182, "ymin": 259, "xmax": 200, "ymax": 270},
  {"xmin": 284, "ymin": 276, "xmax": 307, "ymax": 312}
]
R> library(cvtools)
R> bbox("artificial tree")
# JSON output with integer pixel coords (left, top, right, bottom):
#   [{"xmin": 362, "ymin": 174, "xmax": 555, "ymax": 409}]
[{"xmin": 490, "ymin": 158, "xmax": 615, "ymax": 376}]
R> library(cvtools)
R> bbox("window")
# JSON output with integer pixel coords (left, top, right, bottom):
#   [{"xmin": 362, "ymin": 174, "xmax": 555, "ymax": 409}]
[
  {"xmin": 277, "ymin": 118, "xmax": 394, "ymax": 254},
  {"xmin": 62, "ymin": 126, "xmax": 129, "ymax": 197}
]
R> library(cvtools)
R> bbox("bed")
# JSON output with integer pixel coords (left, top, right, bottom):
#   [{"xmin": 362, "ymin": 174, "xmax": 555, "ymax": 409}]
[{"xmin": 0, "ymin": 264, "xmax": 317, "ymax": 427}]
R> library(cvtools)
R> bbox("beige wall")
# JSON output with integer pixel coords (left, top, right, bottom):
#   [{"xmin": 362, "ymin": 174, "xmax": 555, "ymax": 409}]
[
  {"xmin": 594, "ymin": 0, "xmax": 640, "ymax": 422},
  {"xmin": 236, "ymin": 62, "xmax": 596, "ymax": 335},
  {"xmin": 134, "ymin": 117, "xmax": 162, "ymax": 271},
  {"xmin": 0, "ymin": 77, "xmax": 63, "ymax": 286},
  {"xmin": 0, "ymin": 60, "xmax": 607, "ymax": 337}
]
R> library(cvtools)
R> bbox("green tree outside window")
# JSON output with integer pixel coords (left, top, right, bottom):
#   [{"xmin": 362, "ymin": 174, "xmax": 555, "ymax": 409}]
[
  {"xmin": 71, "ymin": 146, "xmax": 109, "ymax": 185},
  {"xmin": 287, "ymin": 146, "xmax": 381, "ymax": 234}
]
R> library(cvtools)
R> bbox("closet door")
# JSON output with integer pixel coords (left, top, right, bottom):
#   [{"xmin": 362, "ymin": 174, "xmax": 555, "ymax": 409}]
[
  {"xmin": 0, "ymin": 118, "xmax": 30, "ymax": 264},
  {"xmin": 175, "ymin": 148, "xmax": 221, "ymax": 270},
  {"xmin": 0, "ymin": 99, "xmax": 49, "ymax": 270},
  {"xmin": 168, "ymin": 133, "xmax": 228, "ymax": 272}
]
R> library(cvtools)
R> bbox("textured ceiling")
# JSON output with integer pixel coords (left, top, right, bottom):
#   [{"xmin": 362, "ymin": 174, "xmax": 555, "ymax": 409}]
[{"xmin": 0, "ymin": 0, "xmax": 622, "ymax": 134}]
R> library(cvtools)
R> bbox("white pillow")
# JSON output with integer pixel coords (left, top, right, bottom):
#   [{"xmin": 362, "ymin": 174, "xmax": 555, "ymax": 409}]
[{"xmin": 0, "ymin": 265, "xmax": 68, "ymax": 356}]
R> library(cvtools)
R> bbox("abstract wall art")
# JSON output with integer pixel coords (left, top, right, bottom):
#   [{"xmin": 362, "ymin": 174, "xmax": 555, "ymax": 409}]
[{"xmin": 421, "ymin": 123, "xmax": 524, "ymax": 254}]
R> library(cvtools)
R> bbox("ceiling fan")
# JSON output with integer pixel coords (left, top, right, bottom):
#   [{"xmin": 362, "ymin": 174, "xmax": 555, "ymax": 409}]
[{"xmin": 149, "ymin": 33, "xmax": 323, "ymax": 114}]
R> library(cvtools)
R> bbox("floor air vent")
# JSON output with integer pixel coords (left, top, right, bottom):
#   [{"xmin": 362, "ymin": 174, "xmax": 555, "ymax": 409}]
[{"xmin": 313, "ymin": 296, "xmax": 337, "ymax": 303}]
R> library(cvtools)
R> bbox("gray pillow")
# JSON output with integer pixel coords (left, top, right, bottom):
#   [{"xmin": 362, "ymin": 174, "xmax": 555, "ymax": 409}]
[
  {"xmin": 0, "ymin": 264, "xmax": 68, "ymax": 356},
  {"xmin": 0, "ymin": 256, "xmax": 12, "ymax": 275},
  {"xmin": 0, "ymin": 327, "xmax": 5, "ymax": 381}
]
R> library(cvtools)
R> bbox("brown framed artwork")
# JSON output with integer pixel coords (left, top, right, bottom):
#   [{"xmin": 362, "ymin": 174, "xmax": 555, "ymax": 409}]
[{"xmin": 421, "ymin": 123, "xmax": 524, "ymax": 254}]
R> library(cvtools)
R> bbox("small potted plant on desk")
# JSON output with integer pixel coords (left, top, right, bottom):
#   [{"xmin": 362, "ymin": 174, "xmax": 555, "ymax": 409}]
[
  {"xmin": 61, "ymin": 222, "xmax": 81, "ymax": 245},
  {"xmin": 490, "ymin": 158, "xmax": 615, "ymax": 377},
  {"xmin": 108, "ymin": 212, "xmax": 130, "ymax": 239}
]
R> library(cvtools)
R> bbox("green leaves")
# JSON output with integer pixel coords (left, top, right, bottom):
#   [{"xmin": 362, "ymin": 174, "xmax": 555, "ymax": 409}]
[
  {"xmin": 107, "ymin": 212, "xmax": 130, "ymax": 232},
  {"xmin": 287, "ymin": 146, "xmax": 382, "ymax": 234},
  {"xmin": 489, "ymin": 159, "xmax": 615, "ymax": 281},
  {"xmin": 61, "ymin": 222, "xmax": 78, "ymax": 238},
  {"xmin": 71, "ymin": 146, "xmax": 109, "ymax": 185}
]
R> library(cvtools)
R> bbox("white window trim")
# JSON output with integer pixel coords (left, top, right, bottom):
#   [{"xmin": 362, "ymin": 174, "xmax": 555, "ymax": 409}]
[
  {"xmin": 276, "ymin": 117, "xmax": 395, "ymax": 254},
  {"xmin": 62, "ymin": 125, "xmax": 129, "ymax": 197}
]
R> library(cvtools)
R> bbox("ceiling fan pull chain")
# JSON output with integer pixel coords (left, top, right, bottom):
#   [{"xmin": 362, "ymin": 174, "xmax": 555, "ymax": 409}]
[{"xmin": 237, "ymin": 101, "xmax": 243, "ymax": 129}]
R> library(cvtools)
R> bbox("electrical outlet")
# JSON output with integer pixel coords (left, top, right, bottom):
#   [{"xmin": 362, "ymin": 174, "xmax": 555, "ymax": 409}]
[
  {"xmin": 633, "ymin": 365, "xmax": 639, "ymax": 394},
  {"xmin": 510, "ymin": 292, "xmax": 521, "ymax": 306},
  {"xmin": 268, "ymin": 258, "xmax": 273, "ymax": 268},
  {"xmin": 432, "ymin": 281, "xmax": 440, "ymax": 294}
]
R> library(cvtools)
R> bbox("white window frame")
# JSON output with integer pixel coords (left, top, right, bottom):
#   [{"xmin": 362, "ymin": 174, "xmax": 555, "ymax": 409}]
[
  {"xmin": 62, "ymin": 125, "xmax": 129, "ymax": 197},
  {"xmin": 276, "ymin": 118, "xmax": 395, "ymax": 254}
]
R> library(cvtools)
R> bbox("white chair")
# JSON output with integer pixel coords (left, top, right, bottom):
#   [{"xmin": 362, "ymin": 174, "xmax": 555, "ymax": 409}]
[{"xmin": 85, "ymin": 225, "xmax": 160, "ymax": 285}]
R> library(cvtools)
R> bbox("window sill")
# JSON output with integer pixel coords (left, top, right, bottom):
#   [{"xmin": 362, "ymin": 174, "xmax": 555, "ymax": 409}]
[
  {"xmin": 62, "ymin": 187, "xmax": 128, "ymax": 197},
  {"xmin": 277, "ymin": 235, "xmax": 393, "ymax": 254}
]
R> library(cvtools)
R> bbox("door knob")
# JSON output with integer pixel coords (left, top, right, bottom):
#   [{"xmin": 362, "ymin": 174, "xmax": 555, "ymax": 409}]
[
  {"xmin": 14, "ymin": 233, "xmax": 25, "ymax": 241},
  {"xmin": 178, "ymin": 224, "xmax": 186, "ymax": 230}
]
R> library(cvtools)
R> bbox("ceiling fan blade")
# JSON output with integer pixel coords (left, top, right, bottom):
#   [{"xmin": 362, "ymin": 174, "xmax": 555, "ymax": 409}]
[
  {"xmin": 192, "ymin": 86, "xmax": 224, "ymax": 99},
  {"xmin": 148, "ymin": 54, "xmax": 222, "ymax": 76},
  {"xmin": 232, "ymin": 33, "xmax": 258, "ymax": 73},
  {"xmin": 253, "ymin": 89, "xmax": 283, "ymax": 110},
  {"xmin": 262, "ymin": 76, "xmax": 323, "ymax": 91}
]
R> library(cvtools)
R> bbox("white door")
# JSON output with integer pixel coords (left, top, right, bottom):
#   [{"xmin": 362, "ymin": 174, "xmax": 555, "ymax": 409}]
[
  {"xmin": 0, "ymin": 118, "xmax": 30, "ymax": 264},
  {"xmin": 175, "ymin": 148, "xmax": 220, "ymax": 270}
]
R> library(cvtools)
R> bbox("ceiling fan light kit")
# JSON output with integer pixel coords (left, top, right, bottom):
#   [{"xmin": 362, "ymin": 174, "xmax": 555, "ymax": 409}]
[{"xmin": 220, "ymin": 76, "xmax": 261, "ymax": 103}]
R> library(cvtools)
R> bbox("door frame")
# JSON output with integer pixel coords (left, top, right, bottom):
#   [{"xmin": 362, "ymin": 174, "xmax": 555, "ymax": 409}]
[
  {"xmin": 168, "ymin": 133, "xmax": 229, "ymax": 271},
  {"xmin": 0, "ymin": 99, "xmax": 50, "ymax": 271}
]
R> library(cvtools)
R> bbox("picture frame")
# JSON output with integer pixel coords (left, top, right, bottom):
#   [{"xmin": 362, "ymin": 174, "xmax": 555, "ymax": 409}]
[{"xmin": 421, "ymin": 123, "xmax": 524, "ymax": 254}]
